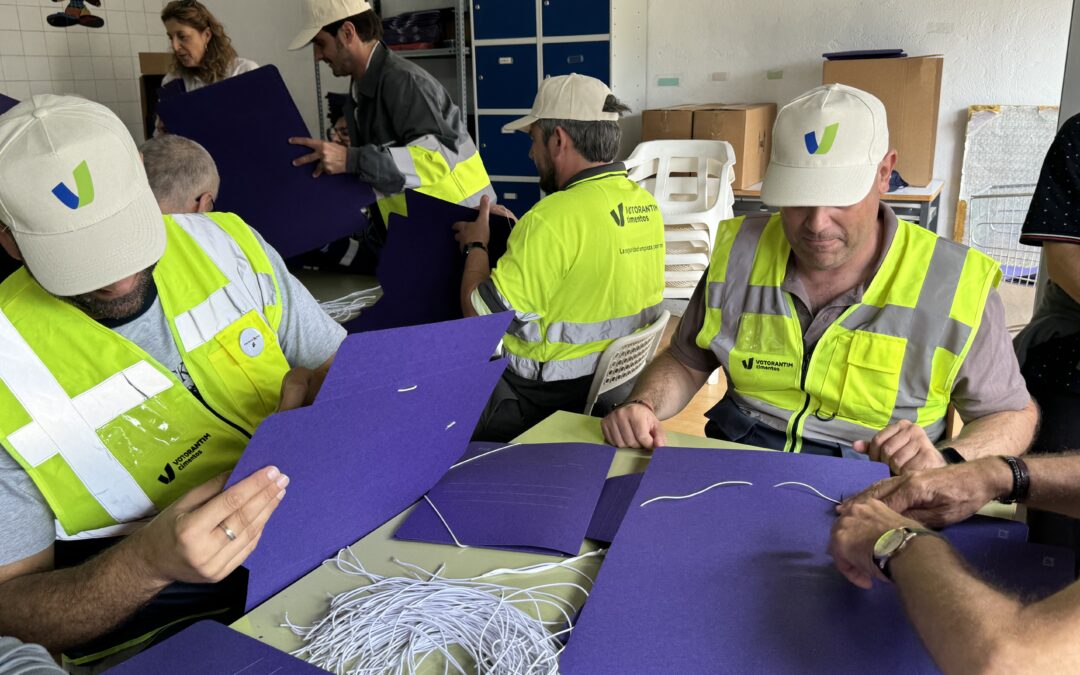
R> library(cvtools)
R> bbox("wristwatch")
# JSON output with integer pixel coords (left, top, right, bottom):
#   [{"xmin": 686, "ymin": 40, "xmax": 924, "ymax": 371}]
[
  {"xmin": 872, "ymin": 526, "xmax": 941, "ymax": 578},
  {"xmin": 462, "ymin": 241, "xmax": 488, "ymax": 256}
]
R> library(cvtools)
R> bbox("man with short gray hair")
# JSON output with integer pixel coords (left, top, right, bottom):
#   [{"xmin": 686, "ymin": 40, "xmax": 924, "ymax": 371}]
[
  {"xmin": 141, "ymin": 134, "xmax": 219, "ymax": 214},
  {"xmin": 453, "ymin": 74, "xmax": 666, "ymax": 441}
]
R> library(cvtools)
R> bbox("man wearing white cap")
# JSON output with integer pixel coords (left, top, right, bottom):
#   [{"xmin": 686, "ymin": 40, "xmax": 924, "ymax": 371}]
[
  {"xmin": 0, "ymin": 96, "xmax": 345, "ymax": 664},
  {"xmin": 453, "ymin": 74, "xmax": 666, "ymax": 441},
  {"xmin": 603, "ymin": 84, "xmax": 1037, "ymax": 473},
  {"xmin": 287, "ymin": 0, "xmax": 496, "ymax": 240}
]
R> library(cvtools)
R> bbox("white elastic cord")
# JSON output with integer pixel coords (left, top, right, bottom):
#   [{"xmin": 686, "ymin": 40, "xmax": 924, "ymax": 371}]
[
  {"xmin": 424, "ymin": 495, "xmax": 468, "ymax": 549},
  {"xmin": 397, "ymin": 385, "xmax": 418, "ymax": 392},
  {"xmin": 639, "ymin": 481, "xmax": 754, "ymax": 507},
  {"xmin": 772, "ymin": 481, "xmax": 842, "ymax": 505},
  {"xmin": 293, "ymin": 548, "xmax": 580, "ymax": 674},
  {"xmin": 318, "ymin": 286, "xmax": 382, "ymax": 321},
  {"xmin": 450, "ymin": 443, "xmax": 520, "ymax": 470}
]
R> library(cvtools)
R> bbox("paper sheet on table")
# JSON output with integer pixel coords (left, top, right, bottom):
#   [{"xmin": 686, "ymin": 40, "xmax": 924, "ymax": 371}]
[
  {"xmin": 394, "ymin": 442, "xmax": 615, "ymax": 555},
  {"xmin": 227, "ymin": 360, "xmax": 505, "ymax": 610},
  {"xmin": 561, "ymin": 448, "xmax": 1073, "ymax": 675},
  {"xmin": 343, "ymin": 189, "xmax": 512, "ymax": 333},
  {"xmin": 584, "ymin": 472, "xmax": 644, "ymax": 545},
  {"xmin": 108, "ymin": 620, "xmax": 322, "ymax": 673},
  {"xmin": 157, "ymin": 65, "xmax": 374, "ymax": 258},
  {"xmin": 317, "ymin": 311, "xmax": 513, "ymax": 403}
]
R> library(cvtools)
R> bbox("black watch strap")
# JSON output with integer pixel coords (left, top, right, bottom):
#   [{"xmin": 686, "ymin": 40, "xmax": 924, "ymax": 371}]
[
  {"xmin": 998, "ymin": 455, "xmax": 1031, "ymax": 504},
  {"xmin": 463, "ymin": 241, "xmax": 488, "ymax": 256}
]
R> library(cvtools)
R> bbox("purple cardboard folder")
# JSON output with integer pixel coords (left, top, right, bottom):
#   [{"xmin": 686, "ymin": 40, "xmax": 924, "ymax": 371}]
[
  {"xmin": 109, "ymin": 620, "xmax": 322, "ymax": 674},
  {"xmin": 157, "ymin": 65, "xmax": 375, "ymax": 258},
  {"xmin": 318, "ymin": 311, "xmax": 513, "ymax": 403},
  {"xmin": 343, "ymin": 189, "xmax": 512, "ymax": 333},
  {"xmin": 394, "ymin": 442, "xmax": 616, "ymax": 555},
  {"xmin": 560, "ymin": 448, "xmax": 1073, "ymax": 675},
  {"xmin": 0, "ymin": 94, "xmax": 17, "ymax": 115},
  {"xmin": 226, "ymin": 358, "xmax": 506, "ymax": 611},
  {"xmin": 585, "ymin": 473, "xmax": 643, "ymax": 545}
]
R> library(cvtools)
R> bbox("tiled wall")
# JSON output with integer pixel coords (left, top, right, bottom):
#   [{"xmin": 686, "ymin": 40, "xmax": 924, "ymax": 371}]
[{"xmin": 0, "ymin": 0, "xmax": 170, "ymax": 141}]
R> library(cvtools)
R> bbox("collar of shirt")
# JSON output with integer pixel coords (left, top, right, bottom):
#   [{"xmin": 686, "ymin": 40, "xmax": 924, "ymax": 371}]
[
  {"xmin": 562, "ymin": 162, "xmax": 628, "ymax": 190},
  {"xmin": 356, "ymin": 42, "xmax": 387, "ymax": 99},
  {"xmin": 781, "ymin": 202, "xmax": 899, "ymax": 342}
]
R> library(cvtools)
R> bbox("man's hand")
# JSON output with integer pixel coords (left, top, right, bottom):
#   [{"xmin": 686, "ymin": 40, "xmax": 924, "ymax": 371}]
[
  {"xmin": 452, "ymin": 195, "xmax": 492, "ymax": 252},
  {"xmin": 289, "ymin": 137, "xmax": 347, "ymax": 177},
  {"xmin": 278, "ymin": 366, "xmax": 326, "ymax": 412},
  {"xmin": 853, "ymin": 420, "xmax": 946, "ymax": 474},
  {"xmin": 130, "ymin": 467, "xmax": 288, "ymax": 585},
  {"xmin": 839, "ymin": 458, "xmax": 1013, "ymax": 528},
  {"xmin": 601, "ymin": 401, "xmax": 667, "ymax": 450},
  {"xmin": 828, "ymin": 497, "xmax": 921, "ymax": 589}
]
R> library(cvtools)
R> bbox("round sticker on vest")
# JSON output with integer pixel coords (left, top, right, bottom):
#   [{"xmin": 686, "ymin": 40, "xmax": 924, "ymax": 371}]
[{"xmin": 239, "ymin": 327, "xmax": 264, "ymax": 358}]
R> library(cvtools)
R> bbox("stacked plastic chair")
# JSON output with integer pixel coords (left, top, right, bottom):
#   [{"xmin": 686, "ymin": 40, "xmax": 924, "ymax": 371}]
[{"xmin": 624, "ymin": 140, "xmax": 736, "ymax": 299}]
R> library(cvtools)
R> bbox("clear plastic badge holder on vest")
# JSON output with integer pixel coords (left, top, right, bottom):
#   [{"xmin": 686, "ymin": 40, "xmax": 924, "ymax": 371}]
[{"xmin": 623, "ymin": 140, "xmax": 736, "ymax": 301}]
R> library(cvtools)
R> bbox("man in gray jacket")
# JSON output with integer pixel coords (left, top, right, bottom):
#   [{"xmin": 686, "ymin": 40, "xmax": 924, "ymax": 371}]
[{"xmin": 288, "ymin": 0, "xmax": 496, "ymax": 242}]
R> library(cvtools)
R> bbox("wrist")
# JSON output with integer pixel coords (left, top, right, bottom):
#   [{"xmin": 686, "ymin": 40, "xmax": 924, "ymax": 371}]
[{"xmin": 121, "ymin": 526, "xmax": 174, "ymax": 591}]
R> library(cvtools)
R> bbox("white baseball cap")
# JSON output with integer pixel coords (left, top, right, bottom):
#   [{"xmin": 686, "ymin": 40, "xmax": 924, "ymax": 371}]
[
  {"xmin": 761, "ymin": 84, "xmax": 890, "ymax": 208},
  {"xmin": 0, "ymin": 95, "xmax": 164, "ymax": 297},
  {"xmin": 289, "ymin": 0, "xmax": 373, "ymax": 51},
  {"xmin": 503, "ymin": 74, "xmax": 619, "ymax": 133}
]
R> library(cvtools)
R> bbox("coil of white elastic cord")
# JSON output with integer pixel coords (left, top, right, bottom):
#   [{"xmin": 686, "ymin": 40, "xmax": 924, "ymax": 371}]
[
  {"xmin": 286, "ymin": 547, "xmax": 599, "ymax": 674},
  {"xmin": 319, "ymin": 286, "xmax": 382, "ymax": 322}
]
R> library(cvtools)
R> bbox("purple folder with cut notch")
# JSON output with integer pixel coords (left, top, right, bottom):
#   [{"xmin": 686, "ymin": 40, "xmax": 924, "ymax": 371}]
[
  {"xmin": 156, "ymin": 65, "xmax": 375, "ymax": 259},
  {"xmin": 394, "ymin": 442, "xmax": 616, "ymax": 555},
  {"xmin": 225, "ymin": 357, "xmax": 506, "ymax": 611},
  {"xmin": 343, "ymin": 189, "xmax": 512, "ymax": 333},
  {"xmin": 0, "ymin": 94, "xmax": 17, "ymax": 115},
  {"xmin": 108, "ymin": 620, "xmax": 322, "ymax": 674},
  {"xmin": 317, "ymin": 311, "xmax": 513, "ymax": 403},
  {"xmin": 585, "ymin": 472, "xmax": 643, "ymax": 545},
  {"xmin": 560, "ymin": 448, "xmax": 1073, "ymax": 674}
]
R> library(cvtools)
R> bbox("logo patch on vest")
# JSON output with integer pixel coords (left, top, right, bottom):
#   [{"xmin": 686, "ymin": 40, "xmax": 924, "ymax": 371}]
[
  {"xmin": 610, "ymin": 203, "xmax": 625, "ymax": 227},
  {"xmin": 740, "ymin": 356, "xmax": 794, "ymax": 372},
  {"xmin": 157, "ymin": 463, "xmax": 175, "ymax": 485},
  {"xmin": 239, "ymin": 327, "xmax": 264, "ymax": 357}
]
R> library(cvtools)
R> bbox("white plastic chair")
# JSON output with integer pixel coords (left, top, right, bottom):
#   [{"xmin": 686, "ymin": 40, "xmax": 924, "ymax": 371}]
[
  {"xmin": 583, "ymin": 310, "xmax": 671, "ymax": 415},
  {"xmin": 624, "ymin": 140, "xmax": 737, "ymax": 299}
]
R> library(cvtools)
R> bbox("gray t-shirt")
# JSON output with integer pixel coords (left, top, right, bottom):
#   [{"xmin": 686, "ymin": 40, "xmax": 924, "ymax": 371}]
[
  {"xmin": 0, "ymin": 637, "xmax": 63, "ymax": 674},
  {"xmin": 0, "ymin": 222, "xmax": 346, "ymax": 565}
]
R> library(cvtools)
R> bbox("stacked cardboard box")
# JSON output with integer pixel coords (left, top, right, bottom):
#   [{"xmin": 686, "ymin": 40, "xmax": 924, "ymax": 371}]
[{"xmin": 641, "ymin": 103, "xmax": 777, "ymax": 189}]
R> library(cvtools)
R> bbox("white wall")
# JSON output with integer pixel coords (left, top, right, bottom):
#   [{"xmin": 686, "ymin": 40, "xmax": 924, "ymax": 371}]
[
  {"xmin": 0, "ymin": 0, "xmax": 171, "ymax": 142},
  {"xmin": 646, "ymin": 0, "xmax": 1072, "ymax": 237}
]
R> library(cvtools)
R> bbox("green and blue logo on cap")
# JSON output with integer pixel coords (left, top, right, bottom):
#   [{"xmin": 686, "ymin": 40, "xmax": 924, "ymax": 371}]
[
  {"xmin": 52, "ymin": 160, "xmax": 95, "ymax": 210},
  {"xmin": 804, "ymin": 123, "xmax": 839, "ymax": 155}
]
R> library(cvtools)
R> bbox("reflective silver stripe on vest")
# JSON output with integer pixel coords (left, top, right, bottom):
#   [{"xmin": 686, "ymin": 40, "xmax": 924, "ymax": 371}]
[
  {"xmin": 169, "ymin": 214, "xmax": 278, "ymax": 352},
  {"xmin": 705, "ymin": 222, "xmax": 782, "ymax": 361},
  {"xmin": 0, "ymin": 310, "xmax": 157, "ymax": 522},
  {"xmin": 389, "ymin": 146, "xmax": 423, "ymax": 190},
  {"xmin": 546, "ymin": 304, "xmax": 663, "ymax": 345},
  {"xmin": 505, "ymin": 350, "xmax": 602, "ymax": 381},
  {"xmin": 55, "ymin": 518, "xmax": 147, "ymax": 542},
  {"xmin": 839, "ymin": 238, "xmax": 971, "ymax": 421},
  {"xmin": 388, "ymin": 134, "xmax": 481, "ymax": 192},
  {"xmin": 476, "ymin": 279, "xmax": 544, "ymax": 343}
]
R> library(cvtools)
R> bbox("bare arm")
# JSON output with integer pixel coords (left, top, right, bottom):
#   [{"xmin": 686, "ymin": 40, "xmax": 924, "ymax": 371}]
[
  {"xmin": 1044, "ymin": 242, "xmax": 1080, "ymax": 304},
  {"xmin": 0, "ymin": 468, "xmax": 287, "ymax": 651},
  {"xmin": 600, "ymin": 349, "xmax": 712, "ymax": 449},
  {"xmin": 951, "ymin": 399, "xmax": 1039, "ymax": 459},
  {"xmin": 452, "ymin": 197, "xmax": 493, "ymax": 318}
]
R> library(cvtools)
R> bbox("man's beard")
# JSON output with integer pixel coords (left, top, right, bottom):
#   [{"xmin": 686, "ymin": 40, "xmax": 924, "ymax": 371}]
[
  {"xmin": 538, "ymin": 163, "xmax": 559, "ymax": 195},
  {"xmin": 65, "ymin": 266, "xmax": 156, "ymax": 321}
]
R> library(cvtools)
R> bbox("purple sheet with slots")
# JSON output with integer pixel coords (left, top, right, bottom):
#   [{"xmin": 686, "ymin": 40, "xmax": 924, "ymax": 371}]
[
  {"xmin": 343, "ymin": 189, "xmax": 513, "ymax": 333},
  {"xmin": 0, "ymin": 94, "xmax": 17, "ymax": 115},
  {"xmin": 108, "ymin": 620, "xmax": 323, "ymax": 674},
  {"xmin": 560, "ymin": 448, "xmax": 1074, "ymax": 675},
  {"xmin": 156, "ymin": 65, "xmax": 375, "ymax": 259},
  {"xmin": 394, "ymin": 442, "xmax": 616, "ymax": 555}
]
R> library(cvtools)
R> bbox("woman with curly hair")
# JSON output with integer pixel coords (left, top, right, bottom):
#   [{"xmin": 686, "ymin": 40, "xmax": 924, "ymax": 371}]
[{"xmin": 160, "ymin": 0, "xmax": 258, "ymax": 92}]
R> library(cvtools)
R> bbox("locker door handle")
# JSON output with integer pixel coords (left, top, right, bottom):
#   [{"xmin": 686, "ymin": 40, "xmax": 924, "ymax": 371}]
[
  {"xmin": 504, "ymin": 192, "xmax": 519, "ymax": 200},
  {"xmin": 498, "ymin": 56, "xmax": 514, "ymax": 65},
  {"xmin": 567, "ymin": 55, "xmax": 584, "ymax": 64}
]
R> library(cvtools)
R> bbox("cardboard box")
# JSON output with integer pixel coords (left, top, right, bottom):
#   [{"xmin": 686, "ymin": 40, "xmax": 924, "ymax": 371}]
[
  {"xmin": 138, "ymin": 52, "xmax": 172, "ymax": 76},
  {"xmin": 692, "ymin": 103, "xmax": 777, "ymax": 189},
  {"xmin": 822, "ymin": 55, "xmax": 944, "ymax": 186},
  {"xmin": 641, "ymin": 104, "xmax": 707, "ymax": 141}
]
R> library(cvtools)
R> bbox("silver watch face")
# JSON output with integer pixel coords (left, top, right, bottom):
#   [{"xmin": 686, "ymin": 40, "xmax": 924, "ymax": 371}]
[{"xmin": 874, "ymin": 528, "xmax": 907, "ymax": 558}]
